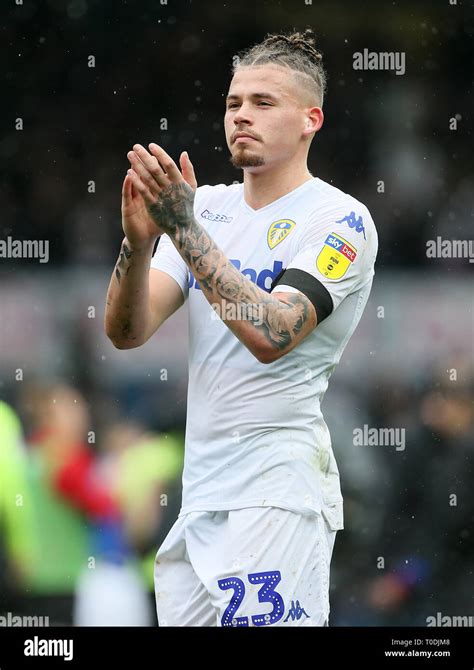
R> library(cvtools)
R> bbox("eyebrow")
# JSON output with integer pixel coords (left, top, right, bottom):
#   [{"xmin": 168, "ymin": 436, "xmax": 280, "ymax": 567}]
[{"xmin": 225, "ymin": 92, "xmax": 279, "ymax": 102}]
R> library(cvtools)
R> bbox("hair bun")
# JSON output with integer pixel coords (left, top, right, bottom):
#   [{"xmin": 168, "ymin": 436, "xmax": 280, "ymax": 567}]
[{"xmin": 266, "ymin": 28, "xmax": 323, "ymax": 63}]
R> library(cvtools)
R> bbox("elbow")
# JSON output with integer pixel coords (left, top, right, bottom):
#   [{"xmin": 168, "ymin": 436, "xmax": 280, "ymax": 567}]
[
  {"xmin": 110, "ymin": 338, "xmax": 142, "ymax": 350},
  {"xmin": 253, "ymin": 345, "xmax": 282, "ymax": 365},
  {"xmin": 246, "ymin": 333, "xmax": 285, "ymax": 364},
  {"xmin": 107, "ymin": 333, "xmax": 144, "ymax": 350},
  {"xmin": 104, "ymin": 325, "xmax": 143, "ymax": 350}
]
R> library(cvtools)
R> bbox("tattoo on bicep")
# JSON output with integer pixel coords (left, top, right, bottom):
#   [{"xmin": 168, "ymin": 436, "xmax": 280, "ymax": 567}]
[{"xmin": 114, "ymin": 243, "xmax": 133, "ymax": 284}]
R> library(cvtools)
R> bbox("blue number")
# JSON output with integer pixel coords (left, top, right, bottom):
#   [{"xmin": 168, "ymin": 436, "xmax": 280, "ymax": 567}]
[
  {"xmin": 218, "ymin": 570, "xmax": 285, "ymax": 627},
  {"xmin": 218, "ymin": 577, "xmax": 248, "ymax": 627},
  {"xmin": 248, "ymin": 570, "xmax": 284, "ymax": 626}
]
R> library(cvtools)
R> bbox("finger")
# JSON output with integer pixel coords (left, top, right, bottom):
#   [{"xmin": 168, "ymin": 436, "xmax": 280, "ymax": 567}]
[
  {"xmin": 180, "ymin": 151, "xmax": 197, "ymax": 191},
  {"xmin": 126, "ymin": 169, "xmax": 155, "ymax": 205},
  {"xmin": 133, "ymin": 143, "xmax": 169, "ymax": 186},
  {"xmin": 127, "ymin": 151, "xmax": 162, "ymax": 194},
  {"xmin": 126, "ymin": 173, "xmax": 140, "ymax": 201},
  {"xmin": 121, "ymin": 174, "xmax": 133, "ymax": 213},
  {"xmin": 122, "ymin": 173, "xmax": 132, "ymax": 201},
  {"xmin": 130, "ymin": 144, "xmax": 163, "ymax": 175},
  {"xmin": 148, "ymin": 143, "xmax": 182, "ymax": 182}
]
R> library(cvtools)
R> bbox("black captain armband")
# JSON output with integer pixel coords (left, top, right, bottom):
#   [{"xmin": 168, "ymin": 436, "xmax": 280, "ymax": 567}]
[{"xmin": 270, "ymin": 268, "xmax": 334, "ymax": 323}]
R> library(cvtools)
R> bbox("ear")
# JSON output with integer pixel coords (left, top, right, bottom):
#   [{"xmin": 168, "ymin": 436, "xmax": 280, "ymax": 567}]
[{"xmin": 305, "ymin": 107, "xmax": 324, "ymax": 134}]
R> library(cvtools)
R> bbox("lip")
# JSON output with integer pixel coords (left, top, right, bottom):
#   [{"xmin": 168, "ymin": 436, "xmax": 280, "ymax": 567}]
[{"xmin": 234, "ymin": 135, "xmax": 257, "ymax": 143}]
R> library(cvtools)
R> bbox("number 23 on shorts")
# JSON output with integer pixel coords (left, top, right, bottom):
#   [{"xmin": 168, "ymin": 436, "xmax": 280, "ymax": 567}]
[{"xmin": 218, "ymin": 570, "xmax": 285, "ymax": 627}]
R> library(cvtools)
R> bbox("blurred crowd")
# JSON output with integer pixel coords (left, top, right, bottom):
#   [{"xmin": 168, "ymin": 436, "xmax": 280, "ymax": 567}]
[
  {"xmin": 1, "ymin": 361, "xmax": 472, "ymax": 626},
  {"xmin": 0, "ymin": 383, "xmax": 184, "ymax": 625},
  {"xmin": 328, "ymin": 355, "xmax": 474, "ymax": 625}
]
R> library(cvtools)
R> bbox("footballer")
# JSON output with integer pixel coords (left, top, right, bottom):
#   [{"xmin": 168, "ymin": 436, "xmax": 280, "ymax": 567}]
[{"xmin": 105, "ymin": 28, "xmax": 378, "ymax": 627}]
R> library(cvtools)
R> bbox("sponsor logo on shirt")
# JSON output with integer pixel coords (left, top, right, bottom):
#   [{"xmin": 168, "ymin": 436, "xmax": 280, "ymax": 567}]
[
  {"xmin": 200, "ymin": 209, "xmax": 233, "ymax": 223},
  {"xmin": 316, "ymin": 233, "xmax": 357, "ymax": 280},
  {"xmin": 267, "ymin": 219, "xmax": 296, "ymax": 249},
  {"xmin": 189, "ymin": 259, "xmax": 283, "ymax": 292},
  {"xmin": 336, "ymin": 211, "xmax": 366, "ymax": 240}
]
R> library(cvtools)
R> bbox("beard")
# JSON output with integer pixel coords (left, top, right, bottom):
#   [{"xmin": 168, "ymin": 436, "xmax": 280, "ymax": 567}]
[{"xmin": 229, "ymin": 146, "xmax": 265, "ymax": 169}]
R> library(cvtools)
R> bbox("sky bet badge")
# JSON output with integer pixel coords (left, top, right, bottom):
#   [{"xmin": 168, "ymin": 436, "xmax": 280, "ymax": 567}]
[
  {"xmin": 267, "ymin": 219, "xmax": 296, "ymax": 249},
  {"xmin": 317, "ymin": 233, "xmax": 357, "ymax": 279}
]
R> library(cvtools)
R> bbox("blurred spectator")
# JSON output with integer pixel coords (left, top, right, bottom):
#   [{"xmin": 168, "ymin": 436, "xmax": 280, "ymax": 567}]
[
  {"xmin": 16, "ymin": 381, "xmax": 150, "ymax": 625},
  {"xmin": 0, "ymin": 401, "xmax": 36, "ymax": 612},
  {"xmin": 98, "ymin": 422, "xmax": 184, "ymax": 592}
]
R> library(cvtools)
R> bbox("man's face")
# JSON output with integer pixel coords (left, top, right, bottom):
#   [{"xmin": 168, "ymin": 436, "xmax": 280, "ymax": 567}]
[{"xmin": 224, "ymin": 64, "xmax": 310, "ymax": 171}]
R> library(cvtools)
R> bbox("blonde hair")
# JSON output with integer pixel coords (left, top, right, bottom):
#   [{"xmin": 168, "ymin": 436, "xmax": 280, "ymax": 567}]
[{"xmin": 233, "ymin": 28, "xmax": 327, "ymax": 107}]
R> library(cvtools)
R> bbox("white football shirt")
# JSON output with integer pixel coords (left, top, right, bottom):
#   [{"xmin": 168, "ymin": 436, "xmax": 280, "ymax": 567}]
[{"xmin": 150, "ymin": 177, "xmax": 378, "ymax": 530}]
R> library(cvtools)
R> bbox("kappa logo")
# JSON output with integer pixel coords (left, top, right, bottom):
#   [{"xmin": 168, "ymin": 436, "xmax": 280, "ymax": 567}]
[
  {"xmin": 283, "ymin": 600, "xmax": 310, "ymax": 622},
  {"xmin": 336, "ymin": 211, "xmax": 366, "ymax": 240},
  {"xmin": 200, "ymin": 209, "xmax": 233, "ymax": 223},
  {"xmin": 267, "ymin": 219, "xmax": 296, "ymax": 249}
]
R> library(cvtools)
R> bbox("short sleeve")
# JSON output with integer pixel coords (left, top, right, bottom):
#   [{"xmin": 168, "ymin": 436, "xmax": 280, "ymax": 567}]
[
  {"xmin": 272, "ymin": 199, "xmax": 378, "ymax": 317},
  {"xmin": 150, "ymin": 233, "xmax": 189, "ymax": 301}
]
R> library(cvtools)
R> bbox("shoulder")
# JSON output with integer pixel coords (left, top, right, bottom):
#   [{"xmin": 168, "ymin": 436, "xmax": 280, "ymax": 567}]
[
  {"xmin": 309, "ymin": 178, "xmax": 376, "ymax": 227},
  {"xmin": 301, "ymin": 178, "xmax": 378, "ymax": 251}
]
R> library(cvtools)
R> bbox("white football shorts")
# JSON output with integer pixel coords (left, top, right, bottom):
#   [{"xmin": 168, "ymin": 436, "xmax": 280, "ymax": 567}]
[{"xmin": 154, "ymin": 506, "xmax": 338, "ymax": 627}]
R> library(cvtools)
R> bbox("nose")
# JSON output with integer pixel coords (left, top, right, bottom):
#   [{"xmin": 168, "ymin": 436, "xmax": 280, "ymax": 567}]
[{"xmin": 232, "ymin": 103, "xmax": 253, "ymax": 127}]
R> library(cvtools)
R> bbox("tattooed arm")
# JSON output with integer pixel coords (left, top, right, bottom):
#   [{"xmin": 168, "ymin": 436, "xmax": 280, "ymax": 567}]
[
  {"xmin": 104, "ymin": 237, "xmax": 184, "ymax": 349},
  {"xmin": 127, "ymin": 143, "xmax": 317, "ymax": 363},
  {"xmin": 105, "ymin": 153, "xmax": 196, "ymax": 349},
  {"xmin": 173, "ymin": 215, "xmax": 317, "ymax": 363}
]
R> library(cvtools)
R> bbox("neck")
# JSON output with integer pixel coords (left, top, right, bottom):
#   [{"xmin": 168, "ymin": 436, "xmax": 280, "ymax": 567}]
[{"xmin": 242, "ymin": 161, "xmax": 314, "ymax": 211}]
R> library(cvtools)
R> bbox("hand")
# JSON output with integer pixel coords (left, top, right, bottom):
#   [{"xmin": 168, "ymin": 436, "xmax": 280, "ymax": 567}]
[
  {"xmin": 121, "ymin": 170, "xmax": 162, "ymax": 251},
  {"xmin": 126, "ymin": 143, "xmax": 197, "ymax": 237}
]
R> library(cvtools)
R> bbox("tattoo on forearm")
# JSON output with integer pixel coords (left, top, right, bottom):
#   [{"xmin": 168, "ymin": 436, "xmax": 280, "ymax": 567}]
[
  {"xmin": 146, "ymin": 182, "xmax": 313, "ymax": 352},
  {"xmin": 176, "ymin": 217, "xmax": 312, "ymax": 352},
  {"xmin": 115, "ymin": 242, "xmax": 133, "ymax": 284},
  {"xmin": 110, "ymin": 242, "xmax": 139, "ymax": 341}
]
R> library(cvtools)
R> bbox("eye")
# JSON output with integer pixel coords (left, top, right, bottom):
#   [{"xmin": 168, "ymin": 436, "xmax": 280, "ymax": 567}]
[{"xmin": 226, "ymin": 101, "xmax": 272, "ymax": 110}]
